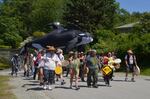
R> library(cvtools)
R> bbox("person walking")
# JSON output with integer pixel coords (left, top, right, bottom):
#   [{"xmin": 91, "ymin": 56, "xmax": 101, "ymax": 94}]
[
  {"xmin": 56, "ymin": 48, "xmax": 65, "ymax": 85},
  {"xmin": 65, "ymin": 51, "xmax": 74, "ymax": 77},
  {"xmin": 33, "ymin": 50, "xmax": 42, "ymax": 80},
  {"xmin": 11, "ymin": 54, "xmax": 19, "ymax": 76},
  {"xmin": 125, "ymin": 49, "xmax": 138, "ymax": 82},
  {"xmin": 37, "ymin": 49, "xmax": 45, "ymax": 85},
  {"xmin": 86, "ymin": 49, "xmax": 99, "ymax": 88},
  {"xmin": 43, "ymin": 46, "xmax": 58, "ymax": 90},
  {"xmin": 70, "ymin": 52, "xmax": 80, "ymax": 90},
  {"xmin": 79, "ymin": 52, "xmax": 86, "ymax": 82}
]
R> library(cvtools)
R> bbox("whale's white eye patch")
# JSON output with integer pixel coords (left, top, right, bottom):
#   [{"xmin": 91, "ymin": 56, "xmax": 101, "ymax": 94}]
[{"xmin": 79, "ymin": 33, "xmax": 85, "ymax": 36}]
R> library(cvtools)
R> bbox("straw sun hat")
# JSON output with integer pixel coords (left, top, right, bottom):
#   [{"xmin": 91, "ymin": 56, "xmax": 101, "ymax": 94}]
[
  {"xmin": 46, "ymin": 46, "xmax": 56, "ymax": 51},
  {"xmin": 127, "ymin": 49, "xmax": 133, "ymax": 54},
  {"xmin": 56, "ymin": 48, "xmax": 63, "ymax": 53}
]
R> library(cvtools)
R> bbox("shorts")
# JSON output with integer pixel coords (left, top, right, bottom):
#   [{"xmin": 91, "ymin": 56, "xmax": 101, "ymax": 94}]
[
  {"xmin": 70, "ymin": 68, "xmax": 79, "ymax": 77},
  {"xmin": 126, "ymin": 64, "xmax": 135, "ymax": 72}
]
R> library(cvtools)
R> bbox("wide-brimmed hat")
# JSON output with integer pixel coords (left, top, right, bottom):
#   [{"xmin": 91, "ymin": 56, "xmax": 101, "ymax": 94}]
[
  {"xmin": 91, "ymin": 49, "xmax": 97, "ymax": 53},
  {"xmin": 46, "ymin": 46, "xmax": 56, "ymax": 51},
  {"xmin": 56, "ymin": 48, "xmax": 63, "ymax": 53},
  {"xmin": 127, "ymin": 50, "xmax": 133, "ymax": 54},
  {"xmin": 69, "ymin": 51, "xmax": 74, "ymax": 54}
]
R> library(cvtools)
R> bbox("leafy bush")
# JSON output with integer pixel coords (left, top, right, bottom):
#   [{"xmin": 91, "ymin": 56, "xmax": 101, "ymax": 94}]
[
  {"xmin": 0, "ymin": 57, "xmax": 10, "ymax": 69},
  {"xmin": 0, "ymin": 39, "xmax": 4, "ymax": 44},
  {"xmin": 91, "ymin": 29, "xmax": 150, "ymax": 70},
  {"xmin": 92, "ymin": 29, "xmax": 117, "ymax": 53},
  {"xmin": 2, "ymin": 33, "xmax": 23, "ymax": 48},
  {"xmin": 0, "ymin": 45, "xmax": 11, "ymax": 49}
]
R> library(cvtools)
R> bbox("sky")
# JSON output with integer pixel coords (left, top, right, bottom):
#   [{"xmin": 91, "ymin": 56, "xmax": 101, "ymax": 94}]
[
  {"xmin": 0, "ymin": 0, "xmax": 149, "ymax": 13},
  {"xmin": 116, "ymin": 0, "xmax": 150, "ymax": 13}
]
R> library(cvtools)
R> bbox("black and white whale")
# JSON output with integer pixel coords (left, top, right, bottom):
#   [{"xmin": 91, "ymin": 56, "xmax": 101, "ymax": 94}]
[{"xmin": 20, "ymin": 22, "xmax": 93, "ymax": 54}]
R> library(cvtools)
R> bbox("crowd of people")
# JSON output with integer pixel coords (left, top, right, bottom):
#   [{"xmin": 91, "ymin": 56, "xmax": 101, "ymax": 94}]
[{"xmin": 10, "ymin": 46, "xmax": 138, "ymax": 90}]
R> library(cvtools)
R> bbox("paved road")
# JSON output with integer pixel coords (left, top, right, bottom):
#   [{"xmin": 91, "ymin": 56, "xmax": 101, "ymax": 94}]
[{"xmin": 0, "ymin": 70, "xmax": 150, "ymax": 99}]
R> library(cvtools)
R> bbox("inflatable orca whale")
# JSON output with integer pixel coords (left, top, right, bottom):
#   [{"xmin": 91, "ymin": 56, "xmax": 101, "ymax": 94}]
[{"xmin": 20, "ymin": 22, "xmax": 93, "ymax": 54}]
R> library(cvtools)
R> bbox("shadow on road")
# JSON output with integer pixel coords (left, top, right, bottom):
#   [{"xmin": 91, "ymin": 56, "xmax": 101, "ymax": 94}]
[
  {"xmin": 112, "ymin": 79, "xmax": 125, "ymax": 82},
  {"xmin": 23, "ymin": 78, "xmax": 33, "ymax": 80},
  {"xmin": 22, "ymin": 83, "xmax": 39, "ymax": 87},
  {"xmin": 55, "ymin": 86, "xmax": 71, "ymax": 89},
  {"xmin": 145, "ymin": 79, "xmax": 150, "ymax": 81},
  {"xmin": 26, "ymin": 87, "xmax": 44, "ymax": 91},
  {"xmin": 29, "ymin": 80, "xmax": 39, "ymax": 83},
  {"xmin": 98, "ymin": 79, "xmax": 105, "ymax": 82},
  {"xmin": 112, "ymin": 79, "xmax": 135, "ymax": 82}
]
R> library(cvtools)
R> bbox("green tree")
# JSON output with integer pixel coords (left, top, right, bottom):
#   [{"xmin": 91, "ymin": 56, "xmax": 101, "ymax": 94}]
[
  {"xmin": 114, "ymin": 8, "xmax": 130, "ymax": 26},
  {"xmin": 134, "ymin": 12, "xmax": 150, "ymax": 33},
  {"xmin": 2, "ymin": 33, "xmax": 23, "ymax": 48},
  {"xmin": 0, "ymin": 16, "xmax": 24, "ymax": 48},
  {"xmin": 64, "ymin": 0, "xmax": 118, "ymax": 32},
  {"xmin": 92, "ymin": 29, "xmax": 117, "ymax": 53},
  {"xmin": 30, "ymin": 0, "xmax": 67, "ymax": 32},
  {"xmin": 0, "ymin": 0, "xmax": 67, "ymax": 48},
  {"xmin": 0, "ymin": 0, "xmax": 34, "ymax": 38}
]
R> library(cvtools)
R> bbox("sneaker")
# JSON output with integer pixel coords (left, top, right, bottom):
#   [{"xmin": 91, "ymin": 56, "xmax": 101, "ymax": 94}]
[
  {"xmin": 125, "ymin": 78, "xmax": 128, "ymax": 81},
  {"xmin": 106, "ymin": 84, "xmax": 111, "ymax": 87},
  {"xmin": 40, "ymin": 82, "xmax": 43, "ymax": 86},
  {"xmin": 48, "ymin": 85, "xmax": 52, "ymax": 90},
  {"xmin": 87, "ymin": 84, "xmax": 92, "ymax": 88},
  {"xmin": 11, "ymin": 72, "xmax": 13, "ymax": 76},
  {"xmin": 75, "ymin": 87, "xmax": 80, "ymax": 90},
  {"xmin": 43, "ymin": 85, "xmax": 47, "ymax": 90},
  {"xmin": 93, "ymin": 84, "xmax": 98, "ymax": 88},
  {"xmin": 15, "ymin": 73, "xmax": 17, "ymax": 77},
  {"xmin": 131, "ymin": 78, "xmax": 135, "ymax": 82},
  {"xmin": 61, "ymin": 81, "xmax": 66, "ymax": 85},
  {"xmin": 70, "ymin": 85, "xmax": 73, "ymax": 89},
  {"xmin": 81, "ymin": 78, "xmax": 85, "ymax": 82}
]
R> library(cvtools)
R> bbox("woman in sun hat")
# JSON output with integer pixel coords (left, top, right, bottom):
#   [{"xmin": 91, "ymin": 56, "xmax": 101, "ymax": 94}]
[
  {"xmin": 43, "ymin": 46, "xmax": 59, "ymax": 90},
  {"xmin": 55, "ymin": 48, "xmax": 66, "ymax": 85}
]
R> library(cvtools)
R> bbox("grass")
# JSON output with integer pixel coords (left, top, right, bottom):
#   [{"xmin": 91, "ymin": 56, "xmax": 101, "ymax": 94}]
[
  {"xmin": 139, "ymin": 60, "xmax": 150, "ymax": 76},
  {"xmin": 0, "ymin": 63, "xmax": 10, "ymax": 70},
  {"xmin": 0, "ymin": 45, "xmax": 11, "ymax": 49},
  {"xmin": 0, "ymin": 57, "xmax": 10, "ymax": 70},
  {"xmin": 0, "ymin": 75, "xmax": 16, "ymax": 99},
  {"xmin": 141, "ymin": 68, "xmax": 150, "ymax": 76}
]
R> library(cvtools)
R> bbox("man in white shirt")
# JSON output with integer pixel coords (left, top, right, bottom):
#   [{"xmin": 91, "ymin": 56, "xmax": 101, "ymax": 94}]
[{"xmin": 125, "ymin": 49, "xmax": 137, "ymax": 82}]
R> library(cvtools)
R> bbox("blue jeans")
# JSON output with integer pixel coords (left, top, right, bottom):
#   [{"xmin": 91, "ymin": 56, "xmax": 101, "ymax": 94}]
[{"xmin": 43, "ymin": 69, "xmax": 55, "ymax": 85}]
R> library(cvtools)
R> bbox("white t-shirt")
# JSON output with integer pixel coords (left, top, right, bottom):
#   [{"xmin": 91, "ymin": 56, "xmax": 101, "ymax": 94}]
[
  {"xmin": 43, "ymin": 53, "xmax": 59, "ymax": 70},
  {"xmin": 125, "ymin": 55, "xmax": 136, "ymax": 65},
  {"xmin": 38, "ymin": 56, "xmax": 45, "ymax": 68},
  {"xmin": 56, "ymin": 54, "xmax": 64, "ymax": 66}
]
